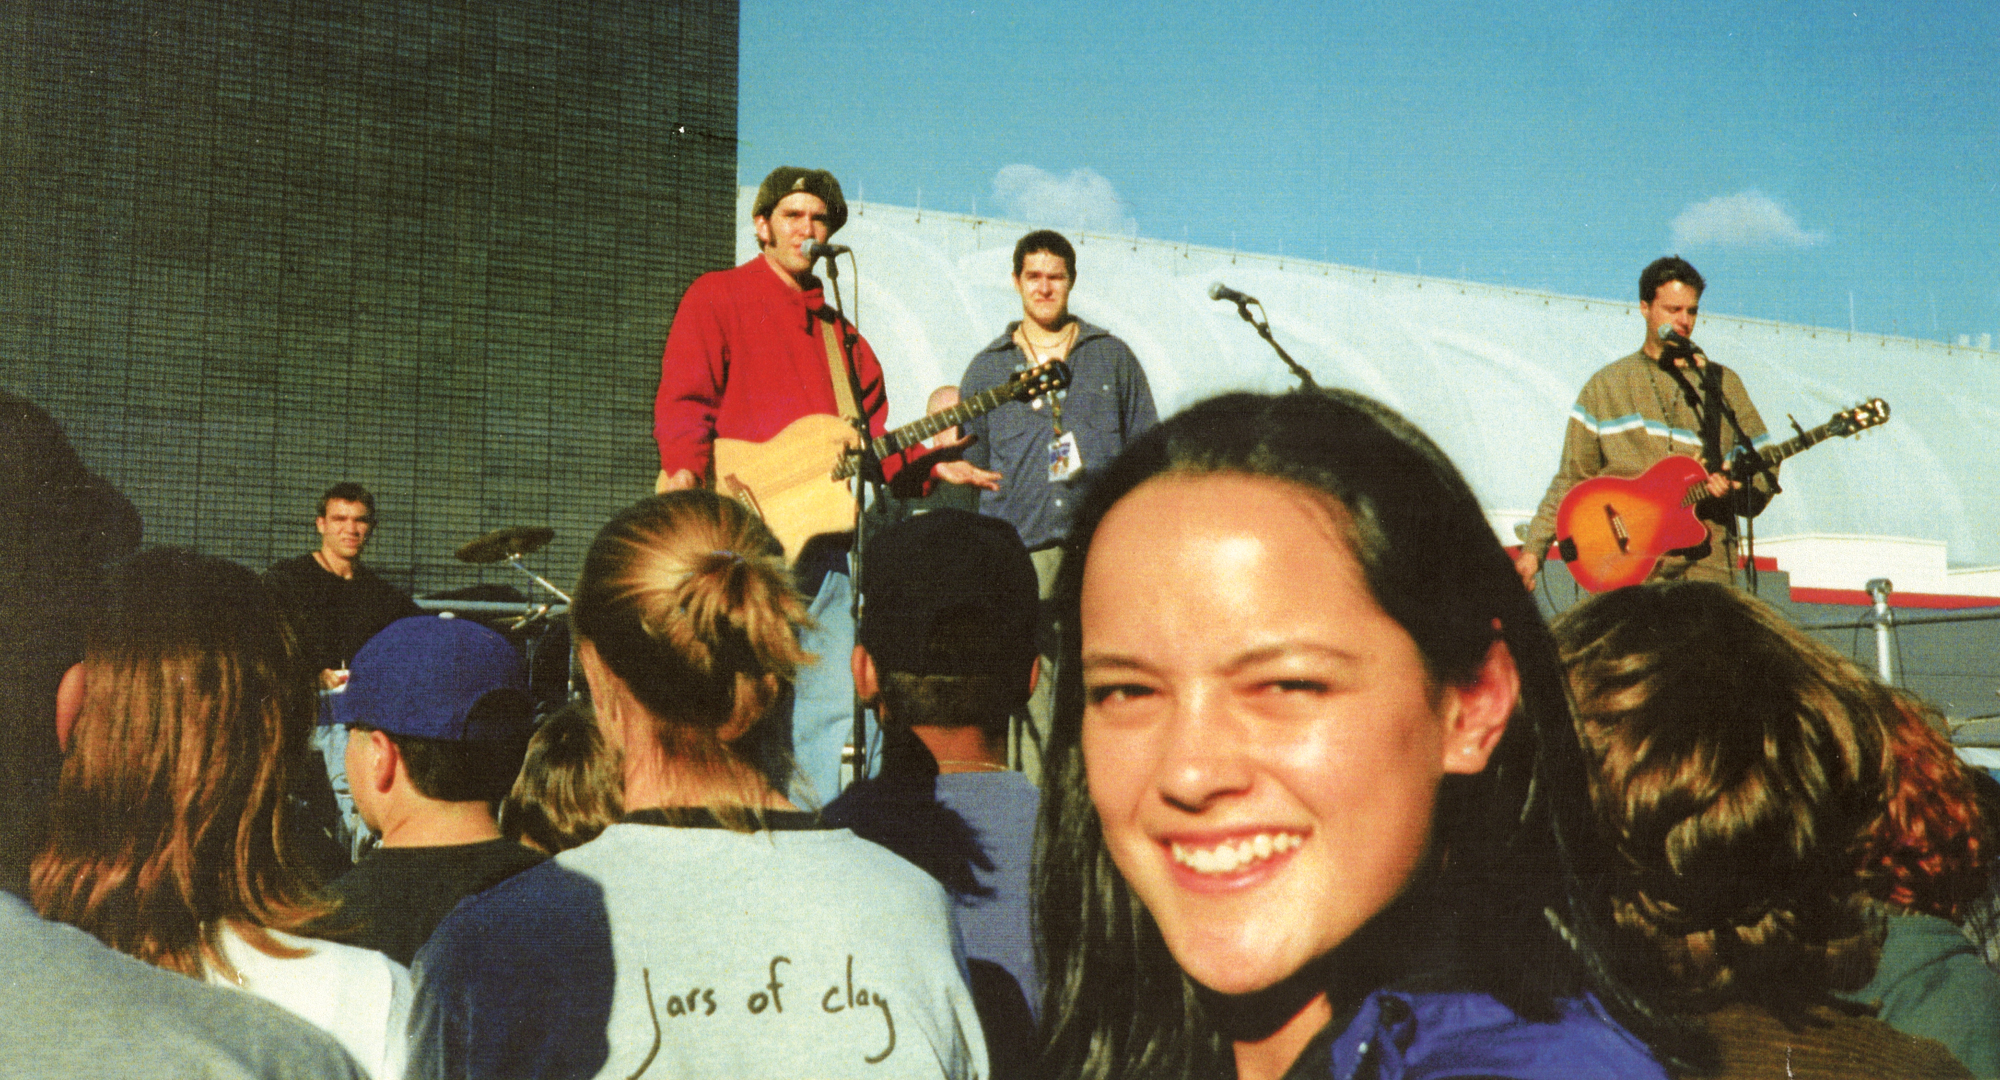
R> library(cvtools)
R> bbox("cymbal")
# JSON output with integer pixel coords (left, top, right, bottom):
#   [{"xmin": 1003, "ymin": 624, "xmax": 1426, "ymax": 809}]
[{"xmin": 455, "ymin": 525, "xmax": 555, "ymax": 565}]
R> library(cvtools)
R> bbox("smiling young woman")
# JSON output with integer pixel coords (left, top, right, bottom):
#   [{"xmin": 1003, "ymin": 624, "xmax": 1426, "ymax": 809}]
[{"xmin": 1034, "ymin": 391, "xmax": 1680, "ymax": 1080}]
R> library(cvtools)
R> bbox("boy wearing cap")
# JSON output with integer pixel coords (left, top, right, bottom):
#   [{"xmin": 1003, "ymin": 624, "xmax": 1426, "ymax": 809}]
[
  {"xmin": 322, "ymin": 616, "xmax": 545, "ymax": 966},
  {"xmin": 823, "ymin": 509, "xmax": 1043, "ymax": 1075}
]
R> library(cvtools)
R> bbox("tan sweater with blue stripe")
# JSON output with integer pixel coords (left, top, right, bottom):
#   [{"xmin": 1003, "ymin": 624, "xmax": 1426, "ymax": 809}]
[{"xmin": 1523, "ymin": 350, "xmax": 1777, "ymax": 582}]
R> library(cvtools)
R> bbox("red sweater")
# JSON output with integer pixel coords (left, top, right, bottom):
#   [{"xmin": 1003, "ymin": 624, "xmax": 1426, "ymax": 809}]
[{"xmin": 654, "ymin": 256, "xmax": 903, "ymax": 484}]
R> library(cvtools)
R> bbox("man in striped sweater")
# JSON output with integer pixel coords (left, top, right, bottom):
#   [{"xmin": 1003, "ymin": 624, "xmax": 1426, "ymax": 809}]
[{"xmin": 1517, "ymin": 257, "xmax": 1778, "ymax": 590}]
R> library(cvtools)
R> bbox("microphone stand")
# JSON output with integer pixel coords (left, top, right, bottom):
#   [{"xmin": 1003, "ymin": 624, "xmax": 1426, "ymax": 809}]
[
  {"xmin": 818, "ymin": 251, "xmax": 876, "ymax": 790},
  {"xmin": 1229, "ymin": 298, "xmax": 1321, "ymax": 394},
  {"xmin": 1663, "ymin": 347, "xmax": 1770, "ymax": 591}
]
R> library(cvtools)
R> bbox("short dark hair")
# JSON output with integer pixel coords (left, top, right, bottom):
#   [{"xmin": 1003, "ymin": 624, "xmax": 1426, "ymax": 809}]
[
  {"xmin": 359, "ymin": 691, "xmax": 533, "ymax": 805},
  {"xmin": 317, "ymin": 482, "xmax": 376, "ymax": 519},
  {"xmin": 1012, "ymin": 229, "xmax": 1076, "ymax": 279},
  {"xmin": 1639, "ymin": 256, "xmax": 1705, "ymax": 303},
  {"xmin": 877, "ymin": 672, "xmax": 1026, "ymax": 737}
]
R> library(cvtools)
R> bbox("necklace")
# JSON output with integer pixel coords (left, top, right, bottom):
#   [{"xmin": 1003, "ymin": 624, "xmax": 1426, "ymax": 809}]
[
  {"xmin": 935, "ymin": 760, "xmax": 1009, "ymax": 773},
  {"xmin": 1016, "ymin": 319, "xmax": 1077, "ymax": 358}
]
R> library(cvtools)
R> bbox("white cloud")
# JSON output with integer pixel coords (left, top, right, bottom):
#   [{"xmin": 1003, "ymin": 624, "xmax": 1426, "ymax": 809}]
[
  {"xmin": 989, "ymin": 165, "xmax": 1136, "ymax": 235},
  {"xmin": 1669, "ymin": 190, "xmax": 1826, "ymax": 249}
]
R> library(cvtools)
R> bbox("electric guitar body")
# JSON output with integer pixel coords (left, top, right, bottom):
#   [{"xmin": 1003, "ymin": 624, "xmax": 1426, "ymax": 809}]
[{"xmin": 1554, "ymin": 456, "xmax": 1715, "ymax": 593}]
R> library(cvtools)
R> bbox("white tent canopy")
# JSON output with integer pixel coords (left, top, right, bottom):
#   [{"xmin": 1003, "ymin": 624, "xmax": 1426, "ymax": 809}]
[{"xmin": 732, "ymin": 190, "xmax": 2000, "ymax": 591}]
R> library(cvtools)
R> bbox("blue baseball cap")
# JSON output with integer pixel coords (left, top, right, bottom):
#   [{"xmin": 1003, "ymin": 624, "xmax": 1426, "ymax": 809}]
[{"xmin": 331, "ymin": 616, "xmax": 532, "ymax": 742}]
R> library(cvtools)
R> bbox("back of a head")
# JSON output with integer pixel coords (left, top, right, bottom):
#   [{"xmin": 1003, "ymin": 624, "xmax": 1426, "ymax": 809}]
[
  {"xmin": 336, "ymin": 615, "xmax": 535, "ymax": 806},
  {"xmin": 501, "ymin": 704, "xmax": 624, "ymax": 854},
  {"xmin": 1035, "ymin": 390, "xmax": 1632, "ymax": 1080},
  {"xmin": 32, "ymin": 547, "xmax": 325, "ymax": 976},
  {"xmin": 1556, "ymin": 581, "xmax": 1893, "ymax": 1012},
  {"xmin": 1864, "ymin": 693, "xmax": 1992, "ymax": 921},
  {"xmin": 570, "ymin": 491, "xmax": 812, "ymax": 793},
  {"xmin": 860, "ymin": 509, "xmax": 1038, "ymax": 733}
]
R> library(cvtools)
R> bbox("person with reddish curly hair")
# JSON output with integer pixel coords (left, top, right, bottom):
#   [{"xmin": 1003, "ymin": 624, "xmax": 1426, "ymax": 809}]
[
  {"xmin": 1840, "ymin": 694, "xmax": 2000, "ymax": 1075},
  {"xmin": 1865, "ymin": 697, "xmax": 1992, "ymax": 920}
]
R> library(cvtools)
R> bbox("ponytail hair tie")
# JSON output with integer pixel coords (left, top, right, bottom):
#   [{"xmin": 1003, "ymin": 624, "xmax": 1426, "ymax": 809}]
[{"xmin": 708, "ymin": 549, "xmax": 745, "ymax": 564}]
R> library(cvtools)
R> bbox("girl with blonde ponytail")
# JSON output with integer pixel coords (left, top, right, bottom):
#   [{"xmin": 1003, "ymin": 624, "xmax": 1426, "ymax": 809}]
[{"xmin": 412, "ymin": 491, "xmax": 987, "ymax": 1080}]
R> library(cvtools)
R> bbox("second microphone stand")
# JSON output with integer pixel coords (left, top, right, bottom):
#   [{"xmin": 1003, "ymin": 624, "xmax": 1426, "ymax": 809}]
[{"xmin": 1229, "ymin": 297, "xmax": 1322, "ymax": 394}]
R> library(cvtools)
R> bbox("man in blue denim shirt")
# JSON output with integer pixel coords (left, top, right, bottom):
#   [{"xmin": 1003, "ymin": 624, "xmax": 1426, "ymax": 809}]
[{"xmin": 957, "ymin": 230, "xmax": 1155, "ymax": 777}]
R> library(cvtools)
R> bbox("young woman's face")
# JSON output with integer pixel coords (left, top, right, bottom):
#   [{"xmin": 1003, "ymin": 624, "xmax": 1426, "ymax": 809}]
[{"xmin": 1080, "ymin": 474, "xmax": 1508, "ymax": 996}]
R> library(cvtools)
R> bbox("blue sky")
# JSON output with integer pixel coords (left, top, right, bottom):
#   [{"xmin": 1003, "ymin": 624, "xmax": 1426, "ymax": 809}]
[{"xmin": 740, "ymin": 1, "xmax": 1997, "ymax": 343}]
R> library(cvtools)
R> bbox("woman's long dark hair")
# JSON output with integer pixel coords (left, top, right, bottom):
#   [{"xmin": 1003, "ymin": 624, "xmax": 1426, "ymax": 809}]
[{"xmin": 1034, "ymin": 390, "xmax": 1669, "ymax": 1079}]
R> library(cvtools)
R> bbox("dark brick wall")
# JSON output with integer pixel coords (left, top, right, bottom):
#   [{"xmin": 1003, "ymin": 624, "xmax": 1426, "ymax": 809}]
[{"xmin": 1, "ymin": 0, "xmax": 738, "ymax": 596}]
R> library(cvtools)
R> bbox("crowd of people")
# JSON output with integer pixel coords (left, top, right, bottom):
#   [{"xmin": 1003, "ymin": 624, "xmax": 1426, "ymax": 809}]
[{"xmin": 3, "ymin": 164, "xmax": 1997, "ymax": 1080}]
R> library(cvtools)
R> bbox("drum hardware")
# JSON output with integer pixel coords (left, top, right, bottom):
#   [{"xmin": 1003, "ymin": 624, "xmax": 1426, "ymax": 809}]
[{"xmin": 452, "ymin": 525, "xmax": 576, "ymax": 703}]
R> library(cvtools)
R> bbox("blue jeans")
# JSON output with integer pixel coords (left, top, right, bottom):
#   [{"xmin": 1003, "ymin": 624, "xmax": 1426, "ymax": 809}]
[
  {"xmin": 787, "ymin": 563, "xmax": 880, "ymax": 808},
  {"xmin": 309, "ymin": 705, "xmax": 376, "ymax": 862}
]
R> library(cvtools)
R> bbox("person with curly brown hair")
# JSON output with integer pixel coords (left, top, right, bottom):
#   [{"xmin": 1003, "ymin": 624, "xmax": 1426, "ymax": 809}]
[{"xmin": 1558, "ymin": 581, "xmax": 1976, "ymax": 1078}]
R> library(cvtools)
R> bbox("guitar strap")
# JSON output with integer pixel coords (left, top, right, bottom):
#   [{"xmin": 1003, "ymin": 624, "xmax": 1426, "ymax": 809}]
[
  {"xmin": 1659, "ymin": 359, "xmax": 1720, "ymax": 471},
  {"xmin": 818, "ymin": 313, "xmax": 862, "ymax": 425},
  {"xmin": 1698, "ymin": 360, "xmax": 1725, "ymax": 472}
]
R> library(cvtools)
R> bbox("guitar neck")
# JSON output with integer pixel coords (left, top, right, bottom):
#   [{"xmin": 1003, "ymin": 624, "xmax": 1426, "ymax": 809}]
[
  {"xmin": 832, "ymin": 382, "xmax": 1022, "ymax": 480},
  {"xmin": 1749, "ymin": 420, "xmax": 1840, "ymax": 471},
  {"xmin": 1673, "ymin": 418, "xmax": 1842, "ymax": 508},
  {"xmin": 872, "ymin": 382, "xmax": 1017, "ymax": 458}
]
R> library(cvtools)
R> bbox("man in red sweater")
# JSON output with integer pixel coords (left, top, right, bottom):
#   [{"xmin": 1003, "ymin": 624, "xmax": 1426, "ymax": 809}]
[
  {"xmin": 652, "ymin": 166, "xmax": 996, "ymax": 805},
  {"xmin": 653, "ymin": 166, "xmax": 996, "ymax": 496}
]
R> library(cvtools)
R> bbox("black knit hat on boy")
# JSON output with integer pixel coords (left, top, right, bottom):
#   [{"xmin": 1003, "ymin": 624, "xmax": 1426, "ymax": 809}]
[{"xmin": 859, "ymin": 510, "xmax": 1037, "ymax": 678}]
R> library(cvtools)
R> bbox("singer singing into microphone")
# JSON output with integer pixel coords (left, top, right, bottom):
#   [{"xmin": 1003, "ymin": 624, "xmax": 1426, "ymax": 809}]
[
  {"xmin": 653, "ymin": 166, "xmax": 993, "ymax": 496},
  {"xmin": 1516, "ymin": 256, "xmax": 1778, "ymax": 590},
  {"xmin": 651, "ymin": 166, "xmax": 997, "ymax": 804}
]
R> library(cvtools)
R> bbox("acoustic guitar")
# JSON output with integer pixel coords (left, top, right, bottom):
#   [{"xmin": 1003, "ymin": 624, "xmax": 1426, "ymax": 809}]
[
  {"xmin": 1553, "ymin": 398, "xmax": 1890, "ymax": 592},
  {"xmin": 705, "ymin": 360, "xmax": 1071, "ymax": 561}
]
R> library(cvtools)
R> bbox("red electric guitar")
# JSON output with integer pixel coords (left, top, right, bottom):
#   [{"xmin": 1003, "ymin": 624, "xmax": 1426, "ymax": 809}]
[{"xmin": 1553, "ymin": 398, "xmax": 1890, "ymax": 592}]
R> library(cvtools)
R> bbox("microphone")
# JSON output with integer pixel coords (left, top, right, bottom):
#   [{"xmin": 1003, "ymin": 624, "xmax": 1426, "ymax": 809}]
[
  {"xmin": 1209, "ymin": 283, "xmax": 1258, "ymax": 307},
  {"xmin": 802, "ymin": 241, "xmax": 852, "ymax": 262},
  {"xmin": 1655, "ymin": 324, "xmax": 1700, "ymax": 354}
]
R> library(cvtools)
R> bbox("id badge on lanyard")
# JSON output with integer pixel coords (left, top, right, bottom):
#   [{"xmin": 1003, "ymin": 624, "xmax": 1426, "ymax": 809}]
[
  {"xmin": 1043, "ymin": 380, "xmax": 1082, "ymax": 482},
  {"xmin": 1046, "ymin": 430, "xmax": 1082, "ymax": 483}
]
